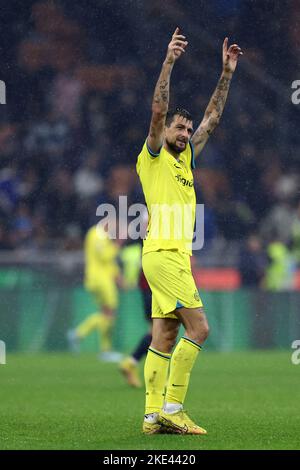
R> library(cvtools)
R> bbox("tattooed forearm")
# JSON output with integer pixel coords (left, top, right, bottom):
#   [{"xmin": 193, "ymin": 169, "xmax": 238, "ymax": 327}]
[
  {"xmin": 149, "ymin": 123, "xmax": 157, "ymax": 138},
  {"xmin": 211, "ymin": 76, "xmax": 231, "ymax": 118},
  {"xmin": 191, "ymin": 73, "xmax": 232, "ymax": 153},
  {"xmin": 206, "ymin": 74, "xmax": 231, "ymax": 123},
  {"xmin": 192, "ymin": 126, "xmax": 210, "ymax": 146},
  {"xmin": 152, "ymin": 62, "xmax": 173, "ymax": 113},
  {"xmin": 147, "ymin": 61, "xmax": 174, "ymax": 151},
  {"xmin": 159, "ymin": 79, "xmax": 168, "ymax": 103},
  {"xmin": 153, "ymin": 79, "xmax": 169, "ymax": 105}
]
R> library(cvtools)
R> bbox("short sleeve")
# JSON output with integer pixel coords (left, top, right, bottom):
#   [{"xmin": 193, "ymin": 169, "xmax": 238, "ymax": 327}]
[
  {"xmin": 146, "ymin": 139, "xmax": 162, "ymax": 157},
  {"xmin": 136, "ymin": 139, "xmax": 161, "ymax": 175}
]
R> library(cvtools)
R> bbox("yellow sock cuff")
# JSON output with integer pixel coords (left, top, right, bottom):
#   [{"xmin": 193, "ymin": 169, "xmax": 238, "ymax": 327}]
[
  {"xmin": 148, "ymin": 347, "xmax": 171, "ymax": 361},
  {"xmin": 182, "ymin": 336, "xmax": 202, "ymax": 351}
]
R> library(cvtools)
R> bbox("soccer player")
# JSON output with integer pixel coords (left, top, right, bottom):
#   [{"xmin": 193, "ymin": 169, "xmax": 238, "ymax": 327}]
[
  {"xmin": 136, "ymin": 28, "xmax": 242, "ymax": 434},
  {"xmin": 67, "ymin": 223, "xmax": 121, "ymax": 361}
]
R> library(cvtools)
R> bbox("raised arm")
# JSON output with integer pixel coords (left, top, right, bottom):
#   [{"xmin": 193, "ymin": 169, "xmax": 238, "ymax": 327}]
[
  {"xmin": 191, "ymin": 38, "xmax": 243, "ymax": 158},
  {"xmin": 147, "ymin": 28, "xmax": 188, "ymax": 154}
]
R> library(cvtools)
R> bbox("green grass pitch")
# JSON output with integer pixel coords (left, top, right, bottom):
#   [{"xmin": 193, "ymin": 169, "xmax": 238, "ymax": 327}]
[{"xmin": 0, "ymin": 351, "xmax": 299, "ymax": 450}]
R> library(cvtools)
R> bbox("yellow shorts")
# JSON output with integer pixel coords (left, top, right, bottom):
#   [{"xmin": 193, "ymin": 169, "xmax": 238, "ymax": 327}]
[
  {"xmin": 142, "ymin": 250, "xmax": 203, "ymax": 319},
  {"xmin": 85, "ymin": 276, "xmax": 118, "ymax": 310}
]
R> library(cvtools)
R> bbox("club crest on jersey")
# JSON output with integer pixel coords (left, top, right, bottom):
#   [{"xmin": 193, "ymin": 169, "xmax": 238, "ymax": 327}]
[
  {"xmin": 175, "ymin": 174, "xmax": 193, "ymax": 187},
  {"xmin": 194, "ymin": 291, "xmax": 200, "ymax": 301}
]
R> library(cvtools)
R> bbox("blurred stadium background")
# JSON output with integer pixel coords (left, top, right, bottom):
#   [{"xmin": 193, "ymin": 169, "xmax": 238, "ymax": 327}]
[{"xmin": 1, "ymin": 0, "xmax": 300, "ymax": 355}]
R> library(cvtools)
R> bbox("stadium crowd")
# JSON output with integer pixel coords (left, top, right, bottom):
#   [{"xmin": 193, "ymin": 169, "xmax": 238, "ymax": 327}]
[{"xmin": 0, "ymin": 0, "xmax": 300, "ymax": 278}]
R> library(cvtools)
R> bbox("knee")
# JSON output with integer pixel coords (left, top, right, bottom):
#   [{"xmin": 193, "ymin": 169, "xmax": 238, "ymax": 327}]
[
  {"xmin": 164, "ymin": 329, "xmax": 178, "ymax": 352},
  {"xmin": 186, "ymin": 315, "xmax": 210, "ymax": 345},
  {"xmin": 188, "ymin": 326, "xmax": 209, "ymax": 345},
  {"xmin": 151, "ymin": 328, "xmax": 178, "ymax": 354},
  {"xmin": 201, "ymin": 322, "xmax": 210, "ymax": 342}
]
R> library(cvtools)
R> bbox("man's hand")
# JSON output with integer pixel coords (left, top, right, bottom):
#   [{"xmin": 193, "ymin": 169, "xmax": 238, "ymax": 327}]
[
  {"xmin": 165, "ymin": 27, "xmax": 188, "ymax": 65},
  {"xmin": 222, "ymin": 37, "xmax": 243, "ymax": 75}
]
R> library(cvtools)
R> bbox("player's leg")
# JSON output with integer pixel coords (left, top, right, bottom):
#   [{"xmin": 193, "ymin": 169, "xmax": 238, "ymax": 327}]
[
  {"xmin": 66, "ymin": 290, "xmax": 104, "ymax": 352},
  {"xmin": 143, "ymin": 316, "xmax": 180, "ymax": 434},
  {"xmin": 166, "ymin": 306, "xmax": 209, "ymax": 406},
  {"xmin": 141, "ymin": 251, "xmax": 179, "ymax": 433},
  {"xmin": 97, "ymin": 279, "xmax": 122, "ymax": 361},
  {"xmin": 67, "ymin": 308, "xmax": 109, "ymax": 352},
  {"xmin": 97, "ymin": 305, "xmax": 115, "ymax": 351},
  {"xmin": 132, "ymin": 331, "xmax": 152, "ymax": 361},
  {"xmin": 74, "ymin": 308, "xmax": 105, "ymax": 339},
  {"xmin": 67, "ymin": 279, "xmax": 118, "ymax": 359},
  {"xmin": 159, "ymin": 306, "xmax": 209, "ymax": 435}
]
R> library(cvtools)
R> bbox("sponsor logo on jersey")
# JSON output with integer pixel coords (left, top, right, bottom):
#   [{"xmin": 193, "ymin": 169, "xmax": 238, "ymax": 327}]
[{"xmin": 175, "ymin": 174, "xmax": 193, "ymax": 187}]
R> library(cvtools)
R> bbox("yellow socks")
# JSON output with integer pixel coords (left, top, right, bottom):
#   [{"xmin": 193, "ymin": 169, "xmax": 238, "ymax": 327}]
[
  {"xmin": 75, "ymin": 313, "xmax": 114, "ymax": 351},
  {"xmin": 99, "ymin": 315, "xmax": 115, "ymax": 352},
  {"xmin": 144, "ymin": 347, "xmax": 171, "ymax": 414},
  {"xmin": 165, "ymin": 337, "xmax": 201, "ymax": 405}
]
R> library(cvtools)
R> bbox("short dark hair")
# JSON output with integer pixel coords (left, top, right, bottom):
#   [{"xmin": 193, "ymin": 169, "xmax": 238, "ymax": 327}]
[{"xmin": 166, "ymin": 107, "xmax": 193, "ymax": 127}]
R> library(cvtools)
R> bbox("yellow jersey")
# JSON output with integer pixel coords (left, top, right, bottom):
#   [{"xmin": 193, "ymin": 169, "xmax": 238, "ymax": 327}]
[
  {"xmin": 136, "ymin": 140, "xmax": 196, "ymax": 255},
  {"xmin": 84, "ymin": 225, "xmax": 119, "ymax": 287}
]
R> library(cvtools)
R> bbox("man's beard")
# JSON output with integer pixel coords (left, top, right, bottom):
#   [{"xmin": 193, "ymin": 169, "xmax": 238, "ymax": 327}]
[{"xmin": 166, "ymin": 138, "xmax": 186, "ymax": 154}]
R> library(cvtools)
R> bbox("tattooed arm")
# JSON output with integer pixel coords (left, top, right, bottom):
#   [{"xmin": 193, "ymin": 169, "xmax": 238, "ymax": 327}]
[
  {"xmin": 147, "ymin": 28, "xmax": 188, "ymax": 154},
  {"xmin": 191, "ymin": 72, "xmax": 232, "ymax": 158},
  {"xmin": 191, "ymin": 38, "xmax": 243, "ymax": 158}
]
